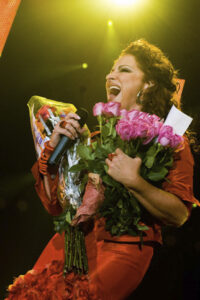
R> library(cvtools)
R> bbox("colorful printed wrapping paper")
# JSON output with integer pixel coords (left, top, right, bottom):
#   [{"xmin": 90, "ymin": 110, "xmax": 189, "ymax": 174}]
[{"xmin": 27, "ymin": 96, "xmax": 76, "ymax": 158}]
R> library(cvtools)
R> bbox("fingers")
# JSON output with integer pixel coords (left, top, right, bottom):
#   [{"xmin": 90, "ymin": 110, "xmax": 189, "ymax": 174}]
[
  {"xmin": 134, "ymin": 156, "xmax": 142, "ymax": 165},
  {"xmin": 115, "ymin": 148, "xmax": 123, "ymax": 155},
  {"xmin": 65, "ymin": 112, "xmax": 80, "ymax": 121},
  {"xmin": 49, "ymin": 113, "xmax": 85, "ymax": 148},
  {"xmin": 53, "ymin": 124, "xmax": 76, "ymax": 140},
  {"xmin": 64, "ymin": 113, "xmax": 84, "ymax": 134},
  {"xmin": 58, "ymin": 113, "xmax": 84, "ymax": 139},
  {"xmin": 105, "ymin": 158, "xmax": 112, "ymax": 167},
  {"xmin": 63, "ymin": 122, "xmax": 78, "ymax": 138}
]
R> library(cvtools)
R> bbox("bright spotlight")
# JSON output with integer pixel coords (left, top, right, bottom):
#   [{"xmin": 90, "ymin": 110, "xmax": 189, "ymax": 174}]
[
  {"xmin": 114, "ymin": 0, "xmax": 139, "ymax": 6},
  {"xmin": 82, "ymin": 63, "xmax": 88, "ymax": 69},
  {"xmin": 107, "ymin": 20, "xmax": 113, "ymax": 26}
]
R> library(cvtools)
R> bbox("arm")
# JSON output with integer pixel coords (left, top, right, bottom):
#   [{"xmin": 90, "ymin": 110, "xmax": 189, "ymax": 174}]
[
  {"xmin": 33, "ymin": 112, "xmax": 85, "ymax": 214},
  {"xmin": 105, "ymin": 148, "xmax": 189, "ymax": 227}
]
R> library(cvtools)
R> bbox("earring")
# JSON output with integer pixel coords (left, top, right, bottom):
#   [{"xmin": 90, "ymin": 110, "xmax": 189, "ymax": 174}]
[{"xmin": 136, "ymin": 90, "xmax": 143, "ymax": 105}]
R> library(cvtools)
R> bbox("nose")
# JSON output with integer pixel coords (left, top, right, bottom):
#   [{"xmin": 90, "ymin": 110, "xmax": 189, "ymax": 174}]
[{"xmin": 106, "ymin": 70, "xmax": 116, "ymax": 81}]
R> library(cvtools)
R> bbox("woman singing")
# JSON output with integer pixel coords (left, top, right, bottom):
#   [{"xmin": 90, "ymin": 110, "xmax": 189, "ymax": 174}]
[{"xmin": 6, "ymin": 39, "xmax": 198, "ymax": 299}]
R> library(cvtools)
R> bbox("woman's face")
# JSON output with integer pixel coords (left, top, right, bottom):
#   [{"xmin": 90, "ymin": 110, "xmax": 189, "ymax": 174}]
[{"xmin": 106, "ymin": 54, "xmax": 147, "ymax": 111}]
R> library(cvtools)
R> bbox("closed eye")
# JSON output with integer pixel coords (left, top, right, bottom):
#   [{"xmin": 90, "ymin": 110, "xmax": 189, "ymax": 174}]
[{"xmin": 119, "ymin": 67, "xmax": 132, "ymax": 72}]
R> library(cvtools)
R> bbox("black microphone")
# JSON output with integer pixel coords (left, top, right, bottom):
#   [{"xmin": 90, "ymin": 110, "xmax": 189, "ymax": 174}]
[{"xmin": 48, "ymin": 108, "xmax": 88, "ymax": 166}]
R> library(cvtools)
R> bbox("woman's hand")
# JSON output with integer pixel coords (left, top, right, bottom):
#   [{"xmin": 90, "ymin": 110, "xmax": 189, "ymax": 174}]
[
  {"xmin": 106, "ymin": 148, "xmax": 189, "ymax": 227},
  {"xmin": 105, "ymin": 148, "xmax": 142, "ymax": 188},
  {"xmin": 49, "ymin": 112, "xmax": 86, "ymax": 148}
]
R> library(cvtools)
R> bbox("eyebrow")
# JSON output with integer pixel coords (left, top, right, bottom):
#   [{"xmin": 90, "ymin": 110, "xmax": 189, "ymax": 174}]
[
  {"xmin": 111, "ymin": 64, "xmax": 134, "ymax": 71},
  {"xmin": 119, "ymin": 64, "xmax": 133, "ymax": 68}
]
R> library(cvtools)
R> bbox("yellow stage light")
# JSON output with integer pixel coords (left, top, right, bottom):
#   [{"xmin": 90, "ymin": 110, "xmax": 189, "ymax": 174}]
[
  {"xmin": 107, "ymin": 20, "xmax": 113, "ymax": 26},
  {"xmin": 82, "ymin": 63, "xmax": 88, "ymax": 69},
  {"xmin": 112, "ymin": 0, "xmax": 139, "ymax": 6}
]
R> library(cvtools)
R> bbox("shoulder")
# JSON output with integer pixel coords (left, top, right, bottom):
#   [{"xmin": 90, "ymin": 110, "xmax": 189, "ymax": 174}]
[{"xmin": 173, "ymin": 135, "xmax": 194, "ymax": 166}]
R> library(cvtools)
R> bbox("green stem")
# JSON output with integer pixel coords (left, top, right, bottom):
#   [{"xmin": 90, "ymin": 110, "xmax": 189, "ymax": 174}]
[
  {"xmin": 68, "ymin": 227, "xmax": 73, "ymax": 270},
  {"xmin": 98, "ymin": 115, "xmax": 103, "ymax": 145},
  {"xmin": 135, "ymin": 138, "xmax": 141, "ymax": 153},
  {"xmin": 73, "ymin": 228, "xmax": 78, "ymax": 267},
  {"xmin": 109, "ymin": 118, "xmax": 114, "ymax": 136}
]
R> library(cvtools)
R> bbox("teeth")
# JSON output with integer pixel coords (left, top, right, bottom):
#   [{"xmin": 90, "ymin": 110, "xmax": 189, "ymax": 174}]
[{"xmin": 110, "ymin": 86, "xmax": 120, "ymax": 91}]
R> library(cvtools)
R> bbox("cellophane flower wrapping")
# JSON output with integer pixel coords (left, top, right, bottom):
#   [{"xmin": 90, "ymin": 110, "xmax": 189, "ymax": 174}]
[{"xmin": 27, "ymin": 95, "xmax": 91, "ymax": 274}]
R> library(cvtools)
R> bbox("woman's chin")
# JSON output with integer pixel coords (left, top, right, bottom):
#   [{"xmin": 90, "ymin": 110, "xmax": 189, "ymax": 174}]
[{"xmin": 107, "ymin": 93, "xmax": 122, "ymax": 103}]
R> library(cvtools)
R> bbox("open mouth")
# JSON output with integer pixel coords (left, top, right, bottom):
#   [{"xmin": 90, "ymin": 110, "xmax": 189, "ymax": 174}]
[{"xmin": 108, "ymin": 85, "xmax": 121, "ymax": 100}]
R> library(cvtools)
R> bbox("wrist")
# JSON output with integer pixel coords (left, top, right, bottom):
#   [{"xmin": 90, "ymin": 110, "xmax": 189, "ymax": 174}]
[
  {"xmin": 124, "ymin": 174, "xmax": 144, "ymax": 191},
  {"xmin": 47, "ymin": 140, "xmax": 56, "ymax": 150}
]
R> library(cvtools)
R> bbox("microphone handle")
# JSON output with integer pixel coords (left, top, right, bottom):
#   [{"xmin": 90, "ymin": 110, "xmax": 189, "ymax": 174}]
[
  {"xmin": 47, "ymin": 108, "xmax": 88, "ymax": 166},
  {"xmin": 47, "ymin": 135, "xmax": 72, "ymax": 166}
]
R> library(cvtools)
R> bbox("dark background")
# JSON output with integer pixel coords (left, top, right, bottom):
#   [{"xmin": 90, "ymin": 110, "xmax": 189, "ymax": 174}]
[{"xmin": 0, "ymin": 0, "xmax": 199, "ymax": 299}]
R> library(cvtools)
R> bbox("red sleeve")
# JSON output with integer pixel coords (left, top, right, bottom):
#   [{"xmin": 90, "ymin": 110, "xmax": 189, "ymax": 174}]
[
  {"xmin": 31, "ymin": 161, "xmax": 63, "ymax": 216},
  {"xmin": 162, "ymin": 137, "xmax": 200, "ymax": 214}
]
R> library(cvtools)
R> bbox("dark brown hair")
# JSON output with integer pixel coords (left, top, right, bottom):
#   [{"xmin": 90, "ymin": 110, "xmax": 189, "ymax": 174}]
[{"xmin": 121, "ymin": 39, "xmax": 179, "ymax": 119}]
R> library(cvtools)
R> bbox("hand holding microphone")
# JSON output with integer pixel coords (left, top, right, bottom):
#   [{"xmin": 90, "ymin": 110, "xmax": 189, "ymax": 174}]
[{"xmin": 48, "ymin": 108, "xmax": 88, "ymax": 166}]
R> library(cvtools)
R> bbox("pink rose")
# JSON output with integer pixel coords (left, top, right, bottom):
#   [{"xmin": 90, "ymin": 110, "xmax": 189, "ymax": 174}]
[
  {"xmin": 116, "ymin": 116, "xmax": 162, "ymax": 144},
  {"xmin": 157, "ymin": 125, "xmax": 181, "ymax": 148},
  {"xmin": 120, "ymin": 109, "xmax": 128, "ymax": 119},
  {"xmin": 153, "ymin": 120, "xmax": 163, "ymax": 134},
  {"xmin": 103, "ymin": 101, "xmax": 121, "ymax": 117},
  {"xmin": 137, "ymin": 111, "xmax": 149, "ymax": 120},
  {"xmin": 143, "ymin": 125, "xmax": 157, "ymax": 144},
  {"xmin": 170, "ymin": 134, "xmax": 184, "ymax": 148},
  {"xmin": 134, "ymin": 119, "xmax": 149, "ymax": 139},
  {"xmin": 93, "ymin": 102, "xmax": 105, "ymax": 116},
  {"xmin": 116, "ymin": 119, "xmax": 135, "ymax": 140},
  {"xmin": 127, "ymin": 109, "xmax": 140, "ymax": 120},
  {"xmin": 148, "ymin": 114, "xmax": 161, "ymax": 122},
  {"xmin": 143, "ymin": 119, "xmax": 163, "ymax": 144}
]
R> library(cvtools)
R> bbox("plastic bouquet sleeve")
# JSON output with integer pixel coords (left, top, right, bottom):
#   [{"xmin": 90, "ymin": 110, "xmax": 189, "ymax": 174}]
[{"xmin": 27, "ymin": 95, "xmax": 76, "ymax": 158}]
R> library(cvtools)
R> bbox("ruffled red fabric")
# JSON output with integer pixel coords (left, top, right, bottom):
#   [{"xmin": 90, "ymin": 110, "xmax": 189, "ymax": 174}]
[
  {"xmin": 5, "ymin": 260, "xmax": 97, "ymax": 300},
  {"xmin": 162, "ymin": 136, "xmax": 200, "ymax": 214},
  {"xmin": 38, "ymin": 141, "xmax": 55, "ymax": 176},
  {"xmin": 31, "ymin": 160, "xmax": 62, "ymax": 216}
]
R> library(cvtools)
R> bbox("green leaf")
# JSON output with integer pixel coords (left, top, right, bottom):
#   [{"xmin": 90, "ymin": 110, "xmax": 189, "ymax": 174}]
[
  {"xmin": 66, "ymin": 211, "xmax": 72, "ymax": 224},
  {"xmin": 111, "ymin": 127, "xmax": 117, "ymax": 138},
  {"xmin": 77, "ymin": 144, "xmax": 94, "ymax": 160},
  {"xmin": 137, "ymin": 224, "xmax": 149, "ymax": 231},
  {"xmin": 147, "ymin": 167, "xmax": 168, "ymax": 181},
  {"xmin": 102, "ymin": 142, "xmax": 115, "ymax": 154},
  {"xmin": 102, "ymin": 124, "xmax": 110, "ymax": 138},
  {"xmin": 145, "ymin": 144, "xmax": 157, "ymax": 156},
  {"xmin": 95, "ymin": 144, "xmax": 107, "ymax": 159},
  {"xmin": 145, "ymin": 156, "xmax": 155, "ymax": 168},
  {"xmin": 104, "ymin": 164, "xmax": 109, "ymax": 173},
  {"xmin": 80, "ymin": 174, "xmax": 88, "ymax": 193},
  {"xmin": 111, "ymin": 225, "xmax": 118, "ymax": 235},
  {"xmin": 164, "ymin": 156, "xmax": 173, "ymax": 167},
  {"xmin": 69, "ymin": 161, "xmax": 86, "ymax": 172},
  {"xmin": 91, "ymin": 141, "xmax": 97, "ymax": 150},
  {"xmin": 133, "ymin": 216, "xmax": 140, "ymax": 225},
  {"xmin": 102, "ymin": 175, "xmax": 115, "ymax": 187}
]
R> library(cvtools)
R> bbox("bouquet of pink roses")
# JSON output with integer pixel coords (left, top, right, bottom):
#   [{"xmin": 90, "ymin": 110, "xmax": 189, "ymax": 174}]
[{"xmin": 70, "ymin": 101, "xmax": 184, "ymax": 239}]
